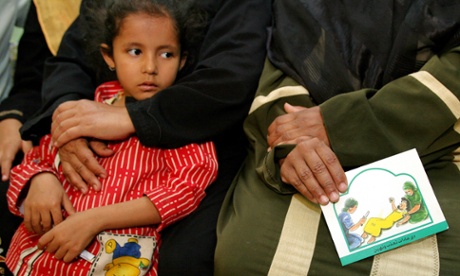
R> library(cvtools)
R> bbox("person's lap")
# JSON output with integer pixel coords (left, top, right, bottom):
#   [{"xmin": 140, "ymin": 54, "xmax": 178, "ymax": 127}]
[{"xmin": 214, "ymin": 61, "xmax": 460, "ymax": 275}]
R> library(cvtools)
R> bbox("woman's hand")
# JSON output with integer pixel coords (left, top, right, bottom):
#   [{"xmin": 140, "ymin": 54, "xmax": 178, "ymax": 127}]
[
  {"xmin": 23, "ymin": 172, "xmax": 75, "ymax": 235},
  {"xmin": 51, "ymin": 100, "xmax": 135, "ymax": 147},
  {"xmin": 0, "ymin": 119, "xmax": 32, "ymax": 180},
  {"xmin": 58, "ymin": 138, "xmax": 113, "ymax": 194},
  {"xmin": 268, "ymin": 103, "xmax": 330, "ymax": 148},
  {"xmin": 268, "ymin": 103, "xmax": 347, "ymax": 205},
  {"xmin": 279, "ymin": 136, "xmax": 347, "ymax": 205}
]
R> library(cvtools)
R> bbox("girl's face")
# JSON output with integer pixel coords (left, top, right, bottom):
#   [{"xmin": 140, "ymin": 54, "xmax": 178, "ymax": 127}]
[{"xmin": 101, "ymin": 12, "xmax": 186, "ymax": 101}]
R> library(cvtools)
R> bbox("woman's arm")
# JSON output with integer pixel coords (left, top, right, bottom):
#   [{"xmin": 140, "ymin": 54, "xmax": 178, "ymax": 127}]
[{"xmin": 44, "ymin": 0, "xmax": 272, "ymax": 148}]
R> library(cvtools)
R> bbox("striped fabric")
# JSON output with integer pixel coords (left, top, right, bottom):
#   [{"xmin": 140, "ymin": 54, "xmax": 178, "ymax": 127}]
[{"xmin": 6, "ymin": 81, "xmax": 218, "ymax": 276}]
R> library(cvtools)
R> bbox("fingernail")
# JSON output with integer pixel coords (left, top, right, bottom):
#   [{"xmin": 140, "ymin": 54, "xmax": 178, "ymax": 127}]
[
  {"xmin": 329, "ymin": 192, "xmax": 339, "ymax": 202},
  {"xmin": 338, "ymin": 182, "xmax": 348, "ymax": 192},
  {"xmin": 319, "ymin": 195, "xmax": 329, "ymax": 205}
]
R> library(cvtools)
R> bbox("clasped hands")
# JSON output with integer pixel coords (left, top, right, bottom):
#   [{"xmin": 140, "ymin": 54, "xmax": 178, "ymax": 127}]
[{"xmin": 267, "ymin": 103, "xmax": 348, "ymax": 205}]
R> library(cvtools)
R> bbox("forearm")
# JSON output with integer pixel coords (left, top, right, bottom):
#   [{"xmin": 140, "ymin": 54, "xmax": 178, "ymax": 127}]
[
  {"xmin": 408, "ymin": 205, "xmax": 421, "ymax": 215},
  {"xmin": 145, "ymin": 143, "xmax": 218, "ymax": 230},
  {"xmin": 128, "ymin": 0, "xmax": 271, "ymax": 147},
  {"xmin": 87, "ymin": 197, "xmax": 160, "ymax": 232}
]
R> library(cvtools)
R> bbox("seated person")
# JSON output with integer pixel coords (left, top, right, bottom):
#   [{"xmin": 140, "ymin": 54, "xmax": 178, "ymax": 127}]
[
  {"xmin": 6, "ymin": 1, "xmax": 217, "ymax": 275},
  {"xmin": 0, "ymin": 2, "xmax": 78, "ymax": 275},
  {"xmin": 339, "ymin": 198, "xmax": 366, "ymax": 250},
  {"xmin": 215, "ymin": 1, "xmax": 460, "ymax": 275},
  {"xmin": 17, "ymin": 0, "xmax": 271, "ymax": 274}
]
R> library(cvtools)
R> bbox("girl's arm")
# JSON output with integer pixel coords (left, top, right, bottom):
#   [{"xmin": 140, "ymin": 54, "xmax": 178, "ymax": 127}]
[
  {"xmin": 37, "ymin": 196, "xmax": 159, "ymax": 263},
  {"xmin": 7, "ymin": 134, "xmax": 75, "ymax": 234},
  {"xmin": 8, "ymin": 135, "xmax": 61, "ymax": 216},
  {"xmin": 144, "ymin": 142, "xmax": 218, "ymax": 231}
]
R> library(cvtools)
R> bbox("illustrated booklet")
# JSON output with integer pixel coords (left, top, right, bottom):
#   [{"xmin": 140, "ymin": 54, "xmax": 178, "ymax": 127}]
[{"xmin": 321, "ymin": 148, "xmax": 448, "ymax": 266}]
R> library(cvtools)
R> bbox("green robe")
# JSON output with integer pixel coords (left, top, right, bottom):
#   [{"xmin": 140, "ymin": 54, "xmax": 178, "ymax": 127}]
[
  {"xmin": 406, "ymin": 189, "xmax": 428, "ymax": 223},
  {"xmin": 215, "ymin": 45, "xmax": 460, "ymax": 275}
]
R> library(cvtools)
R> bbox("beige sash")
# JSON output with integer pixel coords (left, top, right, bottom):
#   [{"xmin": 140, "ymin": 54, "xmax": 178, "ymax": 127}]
[
  {"xmin": 268, "ymin": 194, "xmax": 439, "ymax": 275},
  {"xmin": 33, "ymin": 0, "xmax": 81, "ymax": 55}
]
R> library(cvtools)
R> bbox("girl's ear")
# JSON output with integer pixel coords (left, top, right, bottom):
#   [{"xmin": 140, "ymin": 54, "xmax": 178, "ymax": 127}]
[
  {"xmin": 179, "ymin": 52, "xmax": 188, "ymax": 70},
  {"xmin": 100, "ymin": 43, "xmax": 115, "ymax": 69}
]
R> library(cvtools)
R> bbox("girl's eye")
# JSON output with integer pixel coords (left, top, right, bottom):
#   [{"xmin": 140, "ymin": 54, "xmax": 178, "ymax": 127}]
[
  {"xmin": 128, "ymin": 49, "xmax": 141, "ymax": 56},
  {"xmin": 160, "ymin": 52, "xmax": 173, "ymax": 59}
]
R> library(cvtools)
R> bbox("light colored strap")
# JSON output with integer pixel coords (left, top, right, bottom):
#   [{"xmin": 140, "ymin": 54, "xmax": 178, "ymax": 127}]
[
  {"xmin": 371, "ymin": 235, "xmax": 439, "ymax": 276},
  {"xmin": 249, "ymin": 86, "xmax": 309, "ymax": 114},
  {"xmin": 33, "ymin": 0, "xmax": 81, "ymax": 55},
  {"xmin": 268, "ymin": 194, "xmax": 321, "ymax": 276}
]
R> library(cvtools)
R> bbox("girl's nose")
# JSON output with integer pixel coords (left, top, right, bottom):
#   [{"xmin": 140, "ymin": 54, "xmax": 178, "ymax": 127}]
[{"xmin": 143, "ymin": 58, "xmax": 158, "ymax": 75}]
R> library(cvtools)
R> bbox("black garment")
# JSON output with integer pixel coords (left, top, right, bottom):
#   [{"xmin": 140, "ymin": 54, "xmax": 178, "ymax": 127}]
[
  {"xmin": 268, "ymin": 0, "xmax": 460, "ymax": 104},
  {"xmin": 20, "ymin": 0, "xmax": 272, "ymax": 274},
  {"xmin": 0, "ymin": 179, "xmax": 22, "ymax": 276},
  {"xmin": 0, "ymin": 3, "xmax": 52, "ymax": 124},
  {"xmin": 0, "ymin": 4, "xmax": 50, "ymax": 276}
]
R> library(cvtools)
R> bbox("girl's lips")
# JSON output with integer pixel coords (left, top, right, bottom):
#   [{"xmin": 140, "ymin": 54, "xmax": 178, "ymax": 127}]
[{"xmin": 138, "ymin": 83, "xmax": 158, "ymax": 92}]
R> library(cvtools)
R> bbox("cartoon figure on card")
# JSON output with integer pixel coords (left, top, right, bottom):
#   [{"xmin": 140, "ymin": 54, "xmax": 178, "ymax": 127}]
[
  {"xmin": 361, "ymin": 197, "xmax": 410, "ymax": 244},
  {"xmin": 103, "ymin": 238, "xmax": 151, "ymax": 276},
  {"xmin": 339, "ymin": 198, "xmax": 366, "ymax": 250},
  {"xmin": 403, "ymin": 181, "xmax": 428, "ymax": 224}
]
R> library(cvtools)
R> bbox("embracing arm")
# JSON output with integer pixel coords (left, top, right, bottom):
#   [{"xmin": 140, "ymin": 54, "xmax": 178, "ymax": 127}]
[
  {"xmin": 50, "ymin": 0, "xmax": 271, "ymax": 148},
  {"xmin": 127, "ymin": 0, "xmax": 271, "ymax": 147},
  {"xmin": 24, "ymin": 0, "xmax": 269, "ymax": 190}
]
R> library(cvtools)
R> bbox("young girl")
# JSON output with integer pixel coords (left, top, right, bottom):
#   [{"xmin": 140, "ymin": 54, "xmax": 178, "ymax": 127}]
[{"xmin": 5, "ymin": 1, "xmax": 215, "ymax": 275}]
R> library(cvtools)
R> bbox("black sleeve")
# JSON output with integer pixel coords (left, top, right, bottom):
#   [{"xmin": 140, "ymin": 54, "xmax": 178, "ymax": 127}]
[
  {"xmin": 0, "ymin": 3, "xmax": 52, "ymax": 124},
  {"xmin": 20, "ymin": 0, "xmax": 99, "ymax": 141},
  {"xmin": 127, "ymin": 0, "xmax": 272, "ymax": 147},
  {"xmin": 21, "ymin": 0, "xmax": 272, "ymax": 148}
]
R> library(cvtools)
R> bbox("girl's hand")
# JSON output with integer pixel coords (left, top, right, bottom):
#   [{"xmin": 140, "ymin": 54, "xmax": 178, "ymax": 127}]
[
  {"xmin": 37, "ymin": 210, "xmax": 100, "ymax": 263},
  {"xmin": 23, "ymin": 172, "xmax": 75, "ymax": 234}
]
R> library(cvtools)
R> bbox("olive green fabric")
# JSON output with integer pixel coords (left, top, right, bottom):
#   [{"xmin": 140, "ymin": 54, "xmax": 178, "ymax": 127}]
[{"xmin": 216, "ymin": 47, "xmax": 460, "ymax": 275}]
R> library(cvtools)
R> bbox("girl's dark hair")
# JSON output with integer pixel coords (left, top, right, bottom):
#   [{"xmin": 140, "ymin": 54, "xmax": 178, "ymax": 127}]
[{"xmin": 82, "ymin": 0, "xmax": 208, "ymax": 81}]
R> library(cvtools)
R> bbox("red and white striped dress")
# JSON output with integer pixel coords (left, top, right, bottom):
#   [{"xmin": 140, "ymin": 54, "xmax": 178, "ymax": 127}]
[{"xmin": 5, "ymin": 81, "xmax": 218, "ymax": 276}]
